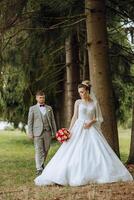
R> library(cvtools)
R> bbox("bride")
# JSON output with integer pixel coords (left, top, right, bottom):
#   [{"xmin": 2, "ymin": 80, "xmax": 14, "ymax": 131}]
[{"xmin": 34, "ymin": 80, "xmax": 133, "ymax": 186}]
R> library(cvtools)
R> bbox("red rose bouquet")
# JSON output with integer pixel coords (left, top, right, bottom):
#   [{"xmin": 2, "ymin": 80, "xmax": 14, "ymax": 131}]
[{"xmin": 56, "ymin": 128, "xmax": 71, "ymax": 143}]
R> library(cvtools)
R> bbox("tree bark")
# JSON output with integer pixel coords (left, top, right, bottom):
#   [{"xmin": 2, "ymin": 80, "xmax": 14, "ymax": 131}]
[
  {"xmin": 62, "ymin": 33, "xmax": 80, "ymax": 128},
  {"xmin": 85, "ymin": 0, "xmax": 120, "ymax": 156},
  {"xmin": 83, "ymin": 48, "xmax": 89, "ymax": 80},
  {"xmin": 127, "ymin": 103, "xmax": 134, "ymax": 164}
]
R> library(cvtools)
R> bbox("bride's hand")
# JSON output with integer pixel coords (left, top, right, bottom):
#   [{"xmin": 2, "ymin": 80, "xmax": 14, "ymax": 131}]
[
  {"xmin": 84, "ymin": 118, "xmax": 96, "ymax": 129},
  {"xmin": 83, "ymin": 122, "xmax": 92, "ymax": 129}
]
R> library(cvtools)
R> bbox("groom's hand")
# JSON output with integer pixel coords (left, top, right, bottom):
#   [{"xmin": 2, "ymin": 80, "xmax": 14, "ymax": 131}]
[{"xmin": 52, "ymin": 135, "xmax": 56, "ymax": 140}]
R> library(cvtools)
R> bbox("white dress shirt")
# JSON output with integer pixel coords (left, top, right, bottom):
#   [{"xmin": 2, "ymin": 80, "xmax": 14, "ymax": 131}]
[{"xmin": 37, "ymin": 103, "xmax": 46, "ymax": 115}]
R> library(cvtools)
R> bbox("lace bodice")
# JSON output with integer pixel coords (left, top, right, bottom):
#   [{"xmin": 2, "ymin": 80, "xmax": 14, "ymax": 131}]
[
  {"xmin": 69, "ymin": 99, "xmax": 103, "ymax": 131},
  {"xmin": 78, "ymin": 102, "xmax": 95, "ymax": 122}
]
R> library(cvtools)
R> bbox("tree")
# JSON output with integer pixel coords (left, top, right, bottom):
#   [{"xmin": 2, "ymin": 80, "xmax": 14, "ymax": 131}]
[
  {"xmin": 0, "ymin": 0, "xmax": 133, "ymax": 135},
  {"xmin": 61, "ymin": 32, "xmax": 80, "ymax": 127},
  {"xmin": 127, "ymin": 102, "xmax": 134, "ymax": 164},
  {"xmin": 85, "ymin": 0, "xmax": 120, "ymax": 155}
]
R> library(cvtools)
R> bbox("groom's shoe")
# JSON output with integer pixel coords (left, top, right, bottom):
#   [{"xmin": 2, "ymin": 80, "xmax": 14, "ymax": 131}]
[
  {"xmin": 36, "ymin": 170, "xmax": 43, "ymax": 176},
  {"xmin": 42, "ymin": 164, "xmax": 44, "ymax": 169}
]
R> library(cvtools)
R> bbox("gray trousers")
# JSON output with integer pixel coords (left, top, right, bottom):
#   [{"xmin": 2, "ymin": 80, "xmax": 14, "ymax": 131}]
[{"xmin": 34, "ymin": 131, "xmax": 51, "ymax": 171}]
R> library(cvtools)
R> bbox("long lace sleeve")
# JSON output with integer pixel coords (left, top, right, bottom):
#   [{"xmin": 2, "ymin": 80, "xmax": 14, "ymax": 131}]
[
  {"xmin": 94, "ymin": 101, "xmax": 104, "ymax": 130},
  {"xmin": 69, "ymin": 100, "xmax": 80, "ymax": 131}
]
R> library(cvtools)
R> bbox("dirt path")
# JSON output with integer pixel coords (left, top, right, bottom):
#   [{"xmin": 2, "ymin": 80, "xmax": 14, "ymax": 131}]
[
  {"xmin": 0, "ymin": 181, "xmax": 134, "ymax": 200},
  {"xmin": 0, "ymin": 165, "xmax": 134, "ymax": 200}
]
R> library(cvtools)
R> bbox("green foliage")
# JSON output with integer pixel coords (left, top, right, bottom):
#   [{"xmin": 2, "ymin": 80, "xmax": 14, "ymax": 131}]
[
  {"xmin": 0, "ymin": 0, "xmax": 133, "ymax": 126},
  {"xmin": 0, "ymin": 0, "xmax": 85, "ymax": 126},
  {"xmin": 0, "ymin": 66, "xmax": 28, "ymax": 126},
  {"xmin": 108, "ymin": 12, "xmax": 134, "ymax": 123}
]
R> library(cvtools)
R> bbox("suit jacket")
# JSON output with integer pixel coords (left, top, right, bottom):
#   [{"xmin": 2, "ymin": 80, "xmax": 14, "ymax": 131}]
[{"xmin": 28, "ymin": 104, "xmax": 57, "ymax": 137}]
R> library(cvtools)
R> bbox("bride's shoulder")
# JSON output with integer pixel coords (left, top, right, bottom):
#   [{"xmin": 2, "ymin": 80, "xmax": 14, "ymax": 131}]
[{"xmin": 75, "ymin": 99, "xmax": 82, "ymax": 105}]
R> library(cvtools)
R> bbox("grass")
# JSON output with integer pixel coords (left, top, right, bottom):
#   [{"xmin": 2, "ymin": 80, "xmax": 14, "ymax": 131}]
[
  {"xmin": 118, "ymin": 127, "xmax": 131, "ymax": 162},
  {"xmin": 0, "ymin": 128, "xmax": 133, "ymax": 200},
  {"xmin": 0, "ymin": 130, "xmax": 60, "ymax": 188}
]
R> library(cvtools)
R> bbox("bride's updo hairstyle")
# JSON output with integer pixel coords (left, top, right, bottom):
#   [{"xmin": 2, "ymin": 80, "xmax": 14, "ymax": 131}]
[{"xmin": 78, "ymin": 80, "xmax": 91, "ymax": 93}]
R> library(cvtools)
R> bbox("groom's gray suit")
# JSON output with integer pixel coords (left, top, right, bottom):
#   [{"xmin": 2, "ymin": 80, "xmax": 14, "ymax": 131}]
[{"xmin": 28, "ymin": 104, "xmax": 57, "ymax": 171}]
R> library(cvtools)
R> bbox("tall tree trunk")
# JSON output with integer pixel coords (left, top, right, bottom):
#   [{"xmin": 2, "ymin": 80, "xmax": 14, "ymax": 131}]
[
  {"xmin": 83, "ymin": 48, "xmax": 89, "ymax": 80},
  {"xmin": 85, "ymin": 0, "xmax": 120, "ymax": 156},
  {"xmin": 61, "ymin": 33, "xmax": 80, "ymax": 128},
  {"xmin": 127, "ymin": 103, "xmax": 134, "ymax": 164}
]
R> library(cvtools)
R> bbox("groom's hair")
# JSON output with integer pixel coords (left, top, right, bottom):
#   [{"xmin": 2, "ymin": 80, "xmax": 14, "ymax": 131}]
[{"xmin": 36, "ymin": 90, "xmax": 45, "ymax": 96}]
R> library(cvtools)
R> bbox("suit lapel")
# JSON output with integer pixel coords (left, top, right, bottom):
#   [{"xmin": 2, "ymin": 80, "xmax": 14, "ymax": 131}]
[
  {"xmin": 45, "ymin": 105, "xmax": 51, "ymax": 119},
  {"xmin": 45, "ymin": 105, "xmax": 52, "ymax": 130},
  {"xmin": 35, "ymin": 105, "xmax": 43, "ymax": 122}
]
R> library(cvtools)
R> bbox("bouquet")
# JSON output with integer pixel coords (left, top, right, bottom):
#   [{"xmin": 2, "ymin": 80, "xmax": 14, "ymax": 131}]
[{"xmin": 56, "ymin": 128, "xmax": 71, "ymax": 143}]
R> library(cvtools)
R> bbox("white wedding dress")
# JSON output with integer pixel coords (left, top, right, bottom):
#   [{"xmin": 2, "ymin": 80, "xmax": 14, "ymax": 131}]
[{"xmin": 34, "ymin": 101, "xmax": 133, "ymax": 186}]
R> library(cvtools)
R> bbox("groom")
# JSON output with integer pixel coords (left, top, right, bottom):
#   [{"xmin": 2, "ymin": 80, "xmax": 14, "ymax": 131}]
[{"xmin": 27, "ymin": 90, "xmax": 57, "ymax": 175}]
